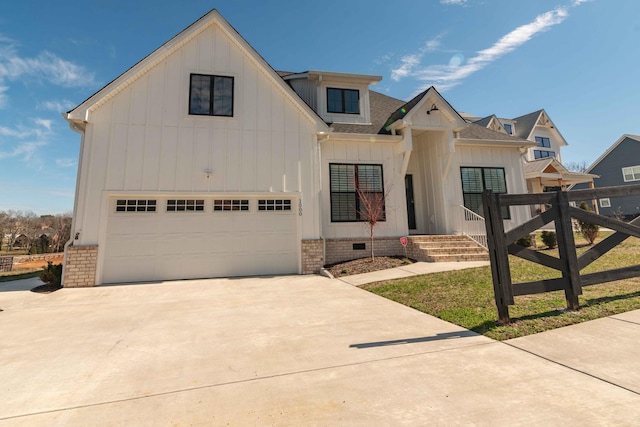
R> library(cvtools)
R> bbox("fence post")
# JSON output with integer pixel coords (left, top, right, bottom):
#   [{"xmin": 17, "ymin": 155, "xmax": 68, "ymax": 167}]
[
  {"xmin": 554, "ymin": 190, "xmax": 581, "ymax": 310},
  {"xmin": 482, "ymin": 190, "xmax": 513, "ymax": 324}
]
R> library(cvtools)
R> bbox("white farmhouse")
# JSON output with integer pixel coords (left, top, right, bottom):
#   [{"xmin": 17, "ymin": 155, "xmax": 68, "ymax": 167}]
[{"xmin": 63, "ymin": 9, "xmax": 536, "ymax": 286}]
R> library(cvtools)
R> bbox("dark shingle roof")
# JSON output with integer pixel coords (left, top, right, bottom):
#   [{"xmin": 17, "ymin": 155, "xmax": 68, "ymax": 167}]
[
  {"xmin": 330, "ymin": 90, "xmax": 405, "ymax": 135},
  {"xmin": 512, "ymin": 110, "xmax": 543, "ymax": 139},
  {"xmin": 458, "ymin": 123, "xmax": 531, "ymax": 143},
  {"xmin": 473, "ymin": 115, "xmax": 497, "ymax": 127}
]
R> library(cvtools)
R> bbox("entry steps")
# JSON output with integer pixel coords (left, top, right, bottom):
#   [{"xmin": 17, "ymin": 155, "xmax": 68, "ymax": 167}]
[{"xmin": 407, "ymin": 235, "xmax": 489, "ymax": 262}]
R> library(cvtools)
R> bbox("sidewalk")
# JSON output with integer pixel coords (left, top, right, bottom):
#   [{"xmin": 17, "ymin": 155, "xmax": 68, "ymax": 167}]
[{"xmin": 336, "ymin": 260, "xmax": 490, "ymax": 286}]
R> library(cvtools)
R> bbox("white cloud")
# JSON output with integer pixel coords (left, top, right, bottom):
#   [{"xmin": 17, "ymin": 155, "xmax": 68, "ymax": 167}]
[
  {"xmin": 38, "ymin": 99, "xmax": 76, "ymax": 112},
  {"xmin": 441, "ymin": 0, "xmax": 467, "ymax": 4},
  {"xmin": 0, "ymin": 125, "xmax": 31, "ymax": 138},
  {"xmin": 0, "ymin": 85, "xmax": 8, "ymax": 108},
  {"xmin": 391, "ymin": 35, "xmax": 443, "ymax": 81},
  {"xmin": 35, "ymin": 118, "xmax": 52, "ymax": 132},
  {"xmin": 395, "ymin": 6, "xmax": 573, "ymax": 93},
  {"xmin": 0, "ymin": 35, "xmax": 96, "ymax": 108},
  {"xmin": 0, "ymin": 140, "xmax": 47, "ymax": 161},
  {"xmin": 55, "ymin": 158, "xmax": 76, "ymax": 168}
]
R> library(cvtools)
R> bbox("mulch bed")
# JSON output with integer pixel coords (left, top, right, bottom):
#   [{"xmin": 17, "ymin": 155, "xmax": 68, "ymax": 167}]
[
  {"xmin": 325, "ymin": 256, "xmax": 414, "ymax": 278},
  {"xmin": 31, "ymin": 283, "xmax": 62, "ymax": 294}
]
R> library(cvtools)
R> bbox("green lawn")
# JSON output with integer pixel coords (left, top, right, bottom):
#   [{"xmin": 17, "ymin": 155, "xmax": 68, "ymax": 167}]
[{"xmin": 362, "ymin": 232, "xmax": 640, "ymax": 340}]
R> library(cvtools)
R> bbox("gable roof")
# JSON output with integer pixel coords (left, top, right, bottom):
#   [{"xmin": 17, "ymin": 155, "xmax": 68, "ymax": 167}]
[
  {"xmin": 512, "ymin": 109, "xmax": 543, "ymax": 140},
  {"xmin": 583, "ymin": 134, "xmax": 640, "ymax": 173},
  {"xmin": 473, "ymin": 115, "xmax": 497, "ymax": 128},
  {"xmin": 384, "ymin": 86, "xmax": 467, "ymax": 131},
  {"xmin": 66, "ymin": 9, "xmax": 327, "ymax": 131},
  {"xmin": 524, "ymin": 158, "xmax": 599, "ymax": 183}
]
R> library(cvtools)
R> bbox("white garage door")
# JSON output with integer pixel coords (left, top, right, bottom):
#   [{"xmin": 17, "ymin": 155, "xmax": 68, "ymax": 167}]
[{"xmin": 102, "ymin": 197, "xmax": 299, "ymax": 284}]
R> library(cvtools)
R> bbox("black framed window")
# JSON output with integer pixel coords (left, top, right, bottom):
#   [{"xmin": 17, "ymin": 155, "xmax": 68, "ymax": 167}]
[
  {"xmin": 461, "ymin": 167, "xmax": 510, "ymax": 219},
  {"xmin": 534, "ymin": 149, "xmax": 556, "ymax": 159},
  {"xmin": 115, "ymin": 199, "xmax": 156, "ymax": 213},
  {"xmin": 167, "ymin": 199, "xmax": 204, "ymax": 212},
  {"xmin": 258, "ymin": 199, "xmax": 292, "ymax": 211},
  {"xmin": 327, "ymin": 88, "xmax": 359, "ymax": 114},
  {"xmin": 189, "ymin": 74, "xmax": 234, "ymax": 117},
  {"xmin": 213, "ymin": 200, "xmax": 249, "ymax": 211},
  {"xmin": 503, "ymin": 123, "xmax": 512, "ymax": 134},
  {"xmin": 330, "ymin": 163, "xmax": 385, "ymax": 222},
  {"xmin": 535, "ymin": 136, "xmax": 551, "ymax": 148}
]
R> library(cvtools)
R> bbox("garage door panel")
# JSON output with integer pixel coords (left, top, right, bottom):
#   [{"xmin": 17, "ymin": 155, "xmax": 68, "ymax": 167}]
[
  {"xmin": 260, "ymin": 215, "xmax": 297, "ymax": 231},
  {"xmin": 251, "ymin": 234, "xmax": 297, "ymax": 252},
  {"xmin": 109, "ymin": 217, "xmax": 159, "ymax": 235},
  {"xmin": 103, "ymin": 198, "xmax": 299, "ymax": 283}
]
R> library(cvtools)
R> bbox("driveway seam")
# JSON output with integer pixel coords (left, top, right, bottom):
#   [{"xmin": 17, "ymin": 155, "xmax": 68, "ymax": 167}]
[
  {"xmin": 0, "ymin": 341, "xmax": 495, "ymax": 422},
  {"xmin": 610, "ymin": 315, "xmax": 640, "ymax": 326},
  {"xmin": 503, "ymin": 341, "xmax": 640, "ymax": 397}
]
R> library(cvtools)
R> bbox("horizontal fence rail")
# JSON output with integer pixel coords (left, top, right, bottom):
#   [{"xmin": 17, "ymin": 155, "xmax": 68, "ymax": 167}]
[{"xmin": 482, "ymin": 184, "xmax": 640, "ymax": 324}]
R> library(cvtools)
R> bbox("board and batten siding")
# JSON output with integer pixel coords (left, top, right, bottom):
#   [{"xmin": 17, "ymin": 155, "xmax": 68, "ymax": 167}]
[
  {"xmin": 320, "ymin": 139, "xmax": 407, "ymax": 239},
  {"xmin": 75, "ymin": 22, "xmax": 321, "ymax": 245},
  {"xmin": 573, "ymin": 136, "xmax": 640, "ymax": 217},
  {"xmin": 452, "ymin": 143, "xmax": 530, "ymax": 230}
]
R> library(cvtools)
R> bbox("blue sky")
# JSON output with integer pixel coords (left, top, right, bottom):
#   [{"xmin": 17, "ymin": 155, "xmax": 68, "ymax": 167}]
[{"xmin": 1, "ymin": 0, "xmax": 638, "ymax": 214}]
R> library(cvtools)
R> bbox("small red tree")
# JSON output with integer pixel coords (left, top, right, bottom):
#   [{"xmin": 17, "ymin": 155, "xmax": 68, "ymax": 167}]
[{"xmin": 355, "ymin": 185, "xmax": 388, "ymax": 261}]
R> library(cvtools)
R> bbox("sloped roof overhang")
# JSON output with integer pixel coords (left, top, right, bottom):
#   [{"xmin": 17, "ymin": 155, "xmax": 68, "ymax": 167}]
[{"xmin": 65, "ymin": 9, "xmax": 328, "ymax": 133}]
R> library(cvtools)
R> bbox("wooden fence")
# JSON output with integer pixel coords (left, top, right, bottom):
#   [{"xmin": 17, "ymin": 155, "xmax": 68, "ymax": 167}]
[{"xmin": 482, "ymin": 184, "xmax": 640, "ymax": 324}]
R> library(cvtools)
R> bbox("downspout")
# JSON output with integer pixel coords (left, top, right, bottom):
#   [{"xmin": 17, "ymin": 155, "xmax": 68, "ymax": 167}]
[
  {"xmin": 61, "ymin": 117, "xmax": 86, "ymax": 286},
  {"xmin": 316, "ymin": 133, "xmax": 329, "ymax": 267}
]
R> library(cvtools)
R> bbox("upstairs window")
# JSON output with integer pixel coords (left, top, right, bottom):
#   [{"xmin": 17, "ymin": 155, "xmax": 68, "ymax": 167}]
[
  {"xmin": 534, "ymin": 150, "xmax": 556, "ymax": 159},
  {"xmin": 461, "ymin": 167, "xmax": 510, "ymax": 219},
  {"xmin": 535, "ymin": 136, "xmax": 551, "ymax": 148},
  {"xmin": 503, "ymin": 123, "xmax": 512, "ymax": 134},
  {"xmin": 622, "ymin": 165, "xmax": 640, "ymax": 182},
  {"xmin": 327, "ymin": 88, "xmax": 360, "ymax": 114},
  {"xmin": 189, "ymin": 74, "xmax": 234, "ymax": 117},
  {"xmin": 330, "ymin": 163, "xmax": 384, "ymax": 222}
]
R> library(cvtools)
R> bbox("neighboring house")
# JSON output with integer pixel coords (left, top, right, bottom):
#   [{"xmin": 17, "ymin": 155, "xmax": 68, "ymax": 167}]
[
  {"xmin": 62, "ymin": 9, "xmax": 535, "ymax": 286},
  {"xmin": 571, "ymin": 135, "xmax": 640, "ymax": 219},
  {"xmin": 466, "ymin": 109, "xmax": 597, "ymax": 215}
]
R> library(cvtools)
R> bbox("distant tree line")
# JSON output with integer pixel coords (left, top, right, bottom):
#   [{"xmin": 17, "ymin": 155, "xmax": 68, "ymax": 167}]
[{"xmin": 0, "ymin": 210, "xmax": 72, "ymax": 254}]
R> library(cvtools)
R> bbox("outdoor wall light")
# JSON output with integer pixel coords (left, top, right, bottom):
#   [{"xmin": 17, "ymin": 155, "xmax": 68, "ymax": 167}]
[
  {"xmin": 427, "ymin": 104, "xmax": 439, "ymax": 114},
  {"xmin": 204, "ymin": 168, "xmax": 213, "ymax": 179}
]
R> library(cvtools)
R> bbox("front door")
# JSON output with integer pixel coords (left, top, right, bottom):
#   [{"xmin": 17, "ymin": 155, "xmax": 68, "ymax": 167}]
[{"xmin": 405, "ymin": 174, "xmax": 416, "ymax": 230}]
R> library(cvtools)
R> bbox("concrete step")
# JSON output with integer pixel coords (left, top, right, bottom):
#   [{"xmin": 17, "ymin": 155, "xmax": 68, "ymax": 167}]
[
  {"xmin": 408, "ymin": 235, "xmax": 471, "ymax": 242},
  {"xmin": 418, "ymin": 241, "xmax": 481, "ymax": 249},
  {"xmin": 419, "ymin": 246, "xmax": 487, "ymax": 255},
  {"xmin": 425, "ymin": 253, "xmax": 489, "ymax": 262},
  {"xmin": 408, "ymin": 235, "xmax": 488, "ymax": 262}
]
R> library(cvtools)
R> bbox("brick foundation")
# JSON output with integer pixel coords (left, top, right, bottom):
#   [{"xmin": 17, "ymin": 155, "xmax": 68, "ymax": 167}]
[
  {"xmin": 301, "ymin": 239, "xmax": 324, "ymax": 274},
  {"xmin": 324, "ymin": 237, "xmax": 405, "ymax": 265},
  {"xmin": 63, "ymin": 245, "xmax": 98, "ymax": 287}
]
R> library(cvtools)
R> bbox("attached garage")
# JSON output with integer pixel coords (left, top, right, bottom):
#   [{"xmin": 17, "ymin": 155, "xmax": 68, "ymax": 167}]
[{"xmin": 101, "ymin": 196, "xmax": 299, "ymax": 284}]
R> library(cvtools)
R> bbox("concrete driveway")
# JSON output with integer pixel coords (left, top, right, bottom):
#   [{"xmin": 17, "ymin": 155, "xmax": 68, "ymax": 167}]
[{"xmin": 2, "ymin": 275, "xmax": 640, "ymax": 426}]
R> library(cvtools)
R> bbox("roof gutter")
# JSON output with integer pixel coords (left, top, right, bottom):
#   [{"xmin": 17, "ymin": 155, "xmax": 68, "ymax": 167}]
[{"xmin": 61, "ymin": 116, "xmax": 86, "ymax": 286}]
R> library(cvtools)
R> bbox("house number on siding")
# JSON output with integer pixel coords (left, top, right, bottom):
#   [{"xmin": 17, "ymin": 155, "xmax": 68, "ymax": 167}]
[{"xmin": 299, "ymin": 200, "xmax": 303, "ymax": 216}]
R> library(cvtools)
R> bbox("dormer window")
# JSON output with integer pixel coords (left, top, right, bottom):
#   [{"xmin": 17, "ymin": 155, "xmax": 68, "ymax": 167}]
[
  {"xmin": 327, "ymin": 88, "xmax": 359, "ymax": 114},
  {"xmin": 503, "ymin": 124, "xmax": 512, "ymax": 134},
  {"xmin": 535, "ymin": 136, "xmax": 551, "ymax": 148}
]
